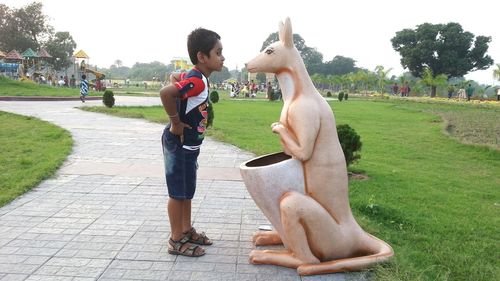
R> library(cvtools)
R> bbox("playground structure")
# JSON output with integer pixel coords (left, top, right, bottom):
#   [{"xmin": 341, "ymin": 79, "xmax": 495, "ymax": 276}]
[
  {"xmin": 0, "ymin": 48, "xmax": 107, "ymax": 90},
  {"xmin": 0, "ymin": 50, "xmax": 23, "ymax": 79},
  {"xmin": 73, "ymin": 49, "xmax": 106, "ymax": 91},
  {"xmin": 0, "ymin": 62, "xmax": 22, "ymax": 78},
  {"xmin": 0, "ymin": 48, "xmax": 57, "ymax": 82}
]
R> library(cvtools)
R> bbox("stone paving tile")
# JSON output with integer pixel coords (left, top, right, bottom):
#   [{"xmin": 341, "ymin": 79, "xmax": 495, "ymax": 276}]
[
  {"xmin": 0, "ymin": 274, "xmax": 29, "ymax": 281},
  {"xmin": 0, "ymin": 97, "xmax": 368, "ymax": 281}
]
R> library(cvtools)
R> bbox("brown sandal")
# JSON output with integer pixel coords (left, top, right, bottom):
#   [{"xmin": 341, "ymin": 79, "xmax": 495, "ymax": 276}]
[
  {"xmin": 184, "ymin": 227, "xmax": 213, "ymax": 245},
  {"xmin": 168, "ymin": 236, "xmax": 205, "ymax": 257}
]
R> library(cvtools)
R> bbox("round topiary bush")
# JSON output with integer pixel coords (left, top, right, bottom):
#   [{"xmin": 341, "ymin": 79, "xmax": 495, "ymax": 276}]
[
  {"xmin": 103, "ymin": 90, "xmax": 115, "ymax": 108},
  {"xmin": 210, "ymin": 90, "xmax": 219, "ymax": 103},
  {"xmin": 337, "ymin": 124, "xmax": 362, "ymax": 167},
  {"xmin": 338, "ymin": 91, "xmax": 345, "ymax": 101},
  {"xmin": 207, "ymin": 101, "xmax": 214, "ymax": 127},
  {"xmin": 272, "ymin": 89, "xmax": 282, "ymax": 101},
  {"xmin": 326, "ymin": 91, "xmax": 332, "ymax": 97}
]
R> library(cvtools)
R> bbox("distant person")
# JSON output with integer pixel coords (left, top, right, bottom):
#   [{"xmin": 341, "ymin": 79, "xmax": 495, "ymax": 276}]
[
  {"xmin": 496, "ymin": 87, "xmax": 500, "ymax": 101},
  {"xmin": 267, "ymin": 81, "xmax": 274, "ymax": 100},
  {"xmin": 159, "ymin": 27, "xmax": 224, "ymax": 257},
  {"xmin": 400, "ymin": 82, "xmax": 409, "ymax": 97},
  {"xmin": 64, "ymin": 75, "xmax": 69, "ymax": 87},
  {"xmin": 458, "ymin": 88, "xmax": 466, "ymax": 100},
  {"xmin": 447, "ymin": 85, "xmax": 455, "ymax": 99},
  {"xmin": 229, "ymin": 83, "xmax": 237, "ymax": 98},
  {"xmin": 70, "ymin": 75, "xmax": 76, "ymax": 88},
  {"xmin": 250, "ymin": 79, "xmax": 257, "ymax": 95},
  {"xmin": 80, "ymin": 74, "xmax": 89, "ymax": 102},
  {"xmin": 392, "ymin": 83, "xmax": 399, "ymax": 96},
  {"xmin": 58, "ymin": 76, "xmax": 65, "ymax": 87},
  {"xmin": 465, "ymin": 83, "xmax": 474, "ymax": 101}
]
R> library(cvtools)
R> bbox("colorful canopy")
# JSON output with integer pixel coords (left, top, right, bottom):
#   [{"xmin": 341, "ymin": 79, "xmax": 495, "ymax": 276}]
[
  {"xmin": 0, "ymin": 50, "xmax": 5, "ymax": 58},
  {"xmin": 73, "ymin": 49, "xmax": 89, "ymax": 58},
  {"xmin": 4, "ymin": 50, "xmax": 23, "ymax": 60},
  {"xmin": 21, "ymin": 48, "xmax": 38, "ymax": 58},
  {"xmin": 37, "ymin": 48, "xmax": 52, "ymax": 58}
]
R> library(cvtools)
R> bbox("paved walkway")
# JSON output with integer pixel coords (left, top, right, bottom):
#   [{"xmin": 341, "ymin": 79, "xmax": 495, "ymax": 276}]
[{"xmin": 0, "ymin": 96, "xmax": 367, "ymax": 281}]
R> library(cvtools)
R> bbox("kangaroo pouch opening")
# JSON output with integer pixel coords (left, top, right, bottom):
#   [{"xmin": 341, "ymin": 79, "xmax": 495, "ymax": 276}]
[{"xmin": 244, "ymin": 152, "xmax": 291, "ymax": 167}]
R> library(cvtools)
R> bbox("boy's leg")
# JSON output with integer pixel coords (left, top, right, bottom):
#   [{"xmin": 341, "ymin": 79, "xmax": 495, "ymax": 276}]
[
  {"xmin": 167, "ymin": 197, "xmax": 205, "ymax": 256},
  {"xmin": 181, "ymin": 200, "xmax": 192, "ymax": 233},
  {"xmin": 168, "ymin": 197, "xmax": 184, "ymax": 241},
  {"xmin": 180, "ymin": 197, "xmax": 212, "ymax": 245}
]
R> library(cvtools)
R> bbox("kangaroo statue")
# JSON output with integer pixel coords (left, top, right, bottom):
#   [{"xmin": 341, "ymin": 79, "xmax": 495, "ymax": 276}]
[{"xmin": 243, "ymin": 18, "xmax": 394, "ymax": 275}]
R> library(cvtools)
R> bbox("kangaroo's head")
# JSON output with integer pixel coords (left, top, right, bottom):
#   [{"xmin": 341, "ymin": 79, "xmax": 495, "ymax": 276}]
[{"xmin": 246, "ymin": 17, "xmax": 301, "ymax": 74}]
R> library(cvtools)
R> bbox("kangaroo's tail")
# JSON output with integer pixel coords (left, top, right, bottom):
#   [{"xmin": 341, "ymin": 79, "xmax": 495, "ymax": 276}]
[{"xmin": 297, "ymin": 234, "xmax": 394, "ymax": 276}]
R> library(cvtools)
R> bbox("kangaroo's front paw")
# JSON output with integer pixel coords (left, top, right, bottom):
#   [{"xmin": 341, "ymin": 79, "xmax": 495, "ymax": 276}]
[
  {"xmin": 253, "ymin": 230, "xmax": 282, "ymax": 246},
  {"xmin": 271, "ymin": 122, "xmax": 284, "ymax": 133}
]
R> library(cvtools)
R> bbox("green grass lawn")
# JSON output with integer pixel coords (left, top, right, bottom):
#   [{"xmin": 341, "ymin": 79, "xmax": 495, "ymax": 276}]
[
  {"xmin": 0, "ymin": 76, "xmax": 101, "ymax": 97},
  {"xmin": 81, "ymin": 99, "xmax": 499, "ymax": 280},
  {"xmin": 0, "ymin": 111, "xmax": 73, "ymax": 207}
]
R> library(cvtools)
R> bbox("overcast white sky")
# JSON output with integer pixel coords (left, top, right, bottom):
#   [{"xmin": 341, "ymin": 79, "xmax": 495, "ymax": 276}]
[{"xmin": 3, "ymin": 0, "xmax": 499, "ymax": 84}]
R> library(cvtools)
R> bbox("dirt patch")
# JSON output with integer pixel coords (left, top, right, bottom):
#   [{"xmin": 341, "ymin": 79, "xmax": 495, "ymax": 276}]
[{"xmin": 348, "ymin": 172, "xmax": 369, "ymax": 180}]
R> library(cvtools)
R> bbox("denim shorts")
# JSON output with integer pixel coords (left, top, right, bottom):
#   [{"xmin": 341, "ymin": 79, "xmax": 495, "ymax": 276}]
[{"xmin": 161, "ymin": 127, "xmax": 200, "ymax": 200}]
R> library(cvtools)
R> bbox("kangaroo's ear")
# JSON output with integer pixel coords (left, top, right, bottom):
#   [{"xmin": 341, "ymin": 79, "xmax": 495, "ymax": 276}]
[
  {"xmin": 282, "ymin": 17, "xmax": 293, "ymax": 48},
  {"xmin": 278, "ymin": 20, "xmax": 285, "ymax": 43}
]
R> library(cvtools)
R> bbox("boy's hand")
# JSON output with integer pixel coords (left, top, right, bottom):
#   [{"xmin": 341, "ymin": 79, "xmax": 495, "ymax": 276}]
[
  {"xmin": 170, "ymin": 121, "xmax": 192, "ymax": 143},
  {"xmin": 170, "ymin": 73, "xmax": 181, "ymax": 84}
]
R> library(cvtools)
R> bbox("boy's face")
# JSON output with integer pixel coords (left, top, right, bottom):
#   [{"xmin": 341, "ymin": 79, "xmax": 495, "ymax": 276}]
[{"xmin": 204, "ymin": 40, "xmax": 224, "ymax": 72}]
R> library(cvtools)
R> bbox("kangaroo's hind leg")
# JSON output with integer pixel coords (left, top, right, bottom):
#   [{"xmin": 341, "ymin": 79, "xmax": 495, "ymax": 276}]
[
  {"xmin": 250, "ymin": 191, "xmax": 341, "ymax": 267},
  {"xmin": 250, "ymin": 249, "xmax": 303, "ymax": 269},
  {"xmin": 253, "ymin": 230, "xmax": 283, "ymax": 246}
]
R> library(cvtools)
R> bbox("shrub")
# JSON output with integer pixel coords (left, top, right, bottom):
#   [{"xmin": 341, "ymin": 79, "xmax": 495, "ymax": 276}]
[
  {"xmin": 272, "ymin": 89, "xmax": 282, "ymax": 101},
  {"xmin": 326, "ymin": 91, "xmax": 332, "ymax": 97},
  {"xmin": 210, "ymin": 90, "xmax": 219, "ymax": 103},
  {"xmin": 337, "ymin": 124, "xmax": 362, "ymax": 167},
  {"xmin": 207, "ymin": 101, "xmax": 214, "ymax": 127},
  {"xmin": 338, "ymin": 91, "xmax": 345, "ymax": 101},
  {"xmin": 103, "ymin": 90, "xmax": 115, "ymax": 108},
  {"xmin": 344, "ymin": 93, "xmax": 349, "ymax": 100}
]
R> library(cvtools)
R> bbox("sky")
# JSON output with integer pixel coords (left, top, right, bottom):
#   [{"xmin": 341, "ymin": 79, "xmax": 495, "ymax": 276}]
[{"xmin": 3, "ymin": 0, "xmax": 499, "ymax": 85}]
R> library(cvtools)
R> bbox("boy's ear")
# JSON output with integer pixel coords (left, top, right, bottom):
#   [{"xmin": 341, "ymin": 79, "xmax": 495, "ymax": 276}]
[{"xmin": 197, "ymin": 51, "xmax": 206, "ymax": 64}]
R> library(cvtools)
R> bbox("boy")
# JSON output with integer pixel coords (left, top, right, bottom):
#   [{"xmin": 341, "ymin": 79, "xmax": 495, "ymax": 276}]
[
  {"xmin": 160, "ymin": 28, "xmax": 224, "ymax": 257},
  {"xmin": 80, "ymin": 74, "xmax": 89, "ymax": 102}
]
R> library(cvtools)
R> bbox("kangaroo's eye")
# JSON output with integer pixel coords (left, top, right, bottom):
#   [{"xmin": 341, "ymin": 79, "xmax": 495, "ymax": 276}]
[{"xmin": 265, "ymin": 48, "xmax": 274, "ymax": 55}]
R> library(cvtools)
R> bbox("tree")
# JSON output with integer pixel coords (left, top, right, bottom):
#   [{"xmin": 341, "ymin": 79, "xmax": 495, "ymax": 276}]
[
  {"xmin": 114, "ymin": 60, "xmax": 123, "ymax": 67},
  {"xmin": 391, "ymin": 22, "xmax": 493, "ymax": 97},
  {"xmin": 209, "ymin": 66, "xmax": 231, "ymax": 84},
  {"xmin": 256, "ymin": 72, "xmax": 267, "ymax": 84},
  {"xmin": 260, "ymin": 32, "xmax": 323, "ymax": 74},
  {"xmin": 420, "ymin": 67, "xmax": 448, "ymax": 96},
  {"xmin": 374, "ymin": 65, "xmax": 392, "ymax": 94},
  {"xmin": 493, "ymin": 64, "xmax": 500, "ymax": 82},
  {"xmin": 44, "ymin": 32, "xmax": 76, "ymax": 71},
  {"xmin": 129, "ymin": 61, "xmax": 168, "ymax": 81},
  {"xmin": 0, "ymin": 2, "xmax": 52, "ymax": 52},
  {"xmin": 322, "ymin": 56, "xmax": 359, "ymax": 76}
]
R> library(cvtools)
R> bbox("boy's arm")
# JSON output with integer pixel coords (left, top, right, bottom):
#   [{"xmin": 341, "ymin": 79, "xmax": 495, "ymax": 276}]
[{"xmin": 159, "ymin": 84, "xmax": 191, "ymax": 140}]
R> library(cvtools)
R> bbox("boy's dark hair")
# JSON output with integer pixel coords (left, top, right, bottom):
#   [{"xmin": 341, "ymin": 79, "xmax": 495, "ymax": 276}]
[
  {"xmin": 187, "ymin": 28, "xmax": 220, "ymax": 65},
  {"xmin": 82, "ymin": 74, "xmax": 86, "ymax": 79}
]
